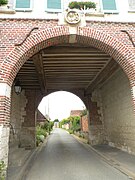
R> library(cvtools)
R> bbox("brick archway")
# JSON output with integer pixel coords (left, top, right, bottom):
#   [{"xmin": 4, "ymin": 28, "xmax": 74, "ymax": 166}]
[
  {"xmin": 1, "ymin": 26, "xmax": 134, "ymax": 109},
  {"xmin": 0, "ymin": 25, "xmax": 135, "ymax": 168},
  {"xmin": 0, "ymin": 25, "xmax": 135, "ymax": 113},
  {"xmin": 0, "ymin": 26, "xmax": 134, "ymax": 86}
]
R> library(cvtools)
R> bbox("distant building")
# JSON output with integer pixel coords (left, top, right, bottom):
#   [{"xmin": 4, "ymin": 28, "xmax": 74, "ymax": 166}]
[
  {"xmin": 70, "ymin": 110, "xmax": 89, "ymax": 132},
  {"xmin": 54, "ymin": 122, "xmax": 59, "ymax": 128},
  {"xmin": 36, "ymin": 110, "xmax": 49, "ymax": 125},
  {"xmin": 70, "ymin": 110, "xmax": 83, "ymax": 117},
  {"xmin": 62, "ymin": 123, "xmax": 70, "ymax": 130}
]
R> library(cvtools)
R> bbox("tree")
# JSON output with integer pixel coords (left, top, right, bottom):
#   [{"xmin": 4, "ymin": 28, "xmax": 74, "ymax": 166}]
[
  {"xmin": 81, "ymin": 109, "xmax": 87, "ymax": 116},
  {"xmin": 0, "ymin": 0, "xmax": 8, "ymax": 6},
  {"xmin": 54, "ymin": 119, "xmax": 59, "ymax": 122},
  {"xmin": 61, "ymin": 116, "xmax": 81, "ymax": 132}
]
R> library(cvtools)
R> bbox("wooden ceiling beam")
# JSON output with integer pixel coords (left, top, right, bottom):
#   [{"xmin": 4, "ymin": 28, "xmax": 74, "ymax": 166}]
[
  {"xmin": 21, "ymin": 86, "xmax": 40, "ymax": 89},
  {"xmin": 46, "ymin": 76, "xmax": 93, "ymax": 79},
  {"xmin": 45, "ymin": 69, "xmax": 99, "ymax": 72},
  {"xmin": 44, "ymin": 67, "xmax": 102, "ymax": 70},
  {"xmin": 42, "ymin": 53, "xmax": 109, "ymax": 57},
  {"xmin": 47, "ymin": 85, "xmax": 86, "ymax": 89},
  {"xmin": 48, "ymin": 80, "xmax": 92, "ymax": 83},
  {"xmin": 43, "ymin": 61, "xmax": 107, "ymax": 64},
  {"xmin": 45, "ymin": 71, "xmax": 97, "ymax": 74},
  {"xmin": 43, "ymin": 57, "xmax": 109, "ymax": 60},
  {"xmin": 41, "ymin": 46, "xmax": 104, "ymax": 54},
  {"xmin": 44, "ymin": 65, "xmax": 104, "ymax": 68},
  {"xmin": 33, "ymin": 53, "xmax": 47, "ymax": 94}
]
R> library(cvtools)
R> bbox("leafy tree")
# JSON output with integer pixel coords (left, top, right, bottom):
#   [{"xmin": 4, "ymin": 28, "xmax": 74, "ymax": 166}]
[
  {"xmin": 61, "ymin": 116, "xmax": 81, "ymax": 132},
  {"xmin": 54, "ymin": 119, "xmax": 59, "ymax": 122},
  {"xmin": 71, "ymin": 116, "xmax": 81, "ymax": 132},
  {"xmin": 60, "ymin": 118, "xmax": 70, "ymax": 128},
  {"xmin": 81, "ymin": 109, "xmax": 87, "ymax": 116}
]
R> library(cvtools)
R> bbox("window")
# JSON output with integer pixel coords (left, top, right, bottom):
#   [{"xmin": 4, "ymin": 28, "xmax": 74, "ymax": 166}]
[
  {"xmin": 128, "ymin": 0, "xmax": 135, "ymax": 11},
  {"xmin": 45, "ymin": 0, "xmax": 63, "ymax": 12},
  {"xmin": 101, "ymin": 0, "xmax": 118, "ymax": 13},
  {"xmin": 15, "ymin": 0, "xmax": 32, "ymax": 11}
]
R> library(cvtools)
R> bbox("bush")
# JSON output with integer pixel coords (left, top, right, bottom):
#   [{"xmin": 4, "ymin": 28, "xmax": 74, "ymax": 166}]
[
  {"xmin": 79, "ymin": 133, "xmax": 85, "ymax": 138},
  {"xmin": 0, "ymin": 161, "xmax": 5, "ymax": 180},
  {"xmin": 36, "ymin": 135, "xmax": 41, "ymax": 146},
  {"xmin": 61, "ymin": 116, "xmax": 81, "ymax": 133},
  {"xmin": 68, "ymin": 129, "xmax": 74, "ymax": 134},
  {"xmin": 36, "ymin": 125, "xmax": 47, "ymax": 137},
  {"xmin": 0, "ymin": 0, "xmax": 8, "ymax": 6},
  {"xmin": 68, "ymin": 1, "xmax": 96, "ymax": 10},
  {"xmin": 41, "ymin": 121, "xmax": 54, "ymax": 133},
  {"xmin": 81, "ymin": 109, "xmax": 87, "ymax": 116},
  {"xmin": 36, "ymin": 125, "xmax": 47, "ymax": 146}
]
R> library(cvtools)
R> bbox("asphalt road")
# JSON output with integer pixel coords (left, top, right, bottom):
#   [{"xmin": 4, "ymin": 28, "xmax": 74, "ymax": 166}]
[{"xmin": 24, "ymin": 129, "xmax": 130, "ymax": 180}]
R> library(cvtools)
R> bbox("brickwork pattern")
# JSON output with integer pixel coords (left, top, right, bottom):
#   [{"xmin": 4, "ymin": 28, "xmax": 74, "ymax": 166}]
[
  {"xmin": 87, "ymin": 91, "xmax": 105, "ymax": 145},
  {"xmin": 0, "ymin": 96, "xmax": 11, "ymax": 124},
  {"xmin": 101, "ymin": 69, "xmax": 135, "ymax": 154},
  {"xmin": 81, "ymin": 115, "xmax": 89, "ymax": 132},
  {"xmin": 70, "ymin": 110, "xmax": 82, "ymax": 117}
]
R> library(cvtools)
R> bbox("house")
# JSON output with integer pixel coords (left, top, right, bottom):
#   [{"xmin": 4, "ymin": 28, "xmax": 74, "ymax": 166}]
[
  {"xmin": 54, "ymin": 122, "xmax": 59, "ymax": 128},
  {"xmin": 36, "ymin": 110, "xmax": 49, "ymax": 125},
  {"xmin": 70, "ymin": 110, "xmax": 83, "ymax": 117},
  {"xmin": 1, "ymin": 0, "xmax": 135, "ymax": 22}
]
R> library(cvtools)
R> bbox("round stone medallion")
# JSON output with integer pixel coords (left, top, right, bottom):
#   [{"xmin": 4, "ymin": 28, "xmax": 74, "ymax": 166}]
[{"xmin": 65, "ymin": 10, "xmax": 81, "ymax": 24}]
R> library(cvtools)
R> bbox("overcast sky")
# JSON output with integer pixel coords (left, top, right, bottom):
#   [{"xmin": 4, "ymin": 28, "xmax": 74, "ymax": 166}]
[{"xmin": 38, "ymin": 91, "xmax": 85, "ymax": 121}]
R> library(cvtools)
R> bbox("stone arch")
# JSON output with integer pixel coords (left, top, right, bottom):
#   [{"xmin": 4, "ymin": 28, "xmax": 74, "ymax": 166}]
[
  {"xmin": 0, "ymin": 26, "xmax": 135, "ymax": 109},
  {"xmin": 45, "ymin": 89, "xmax": 88, "ymax": 109},
  {"xmin": 39, "ymin": 90, "xmax": 86, "ymax": 111}
]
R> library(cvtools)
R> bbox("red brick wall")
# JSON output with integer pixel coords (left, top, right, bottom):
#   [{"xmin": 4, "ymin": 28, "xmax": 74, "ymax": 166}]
[
  {"xmin": 81, "ymin": 115, "xmax": 88, "ymax": 132},
  {"xmin": 70, "ymin": 110, "xmax": 82, "ymax": 117},
  {"xmin": 0, "ymin": 96, "xmax": 10, "ymax": 125}
]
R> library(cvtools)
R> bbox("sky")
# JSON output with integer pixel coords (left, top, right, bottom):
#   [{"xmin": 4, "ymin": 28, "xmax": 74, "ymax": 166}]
[{"xmin": 38, "ymin": 91, "xmax": 86, "ymax": 121}]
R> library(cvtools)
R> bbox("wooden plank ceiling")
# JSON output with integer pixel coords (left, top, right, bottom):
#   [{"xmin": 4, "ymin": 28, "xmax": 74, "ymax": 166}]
[{"xmin": 16, "ymin": 44, "xmax": 119, "ymax": 95}]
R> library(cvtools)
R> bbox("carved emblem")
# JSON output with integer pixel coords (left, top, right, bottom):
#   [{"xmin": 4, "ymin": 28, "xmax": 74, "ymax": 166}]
[{"xmin": 65, "ymin": 10, "xmax": 81, "ymax": 24}]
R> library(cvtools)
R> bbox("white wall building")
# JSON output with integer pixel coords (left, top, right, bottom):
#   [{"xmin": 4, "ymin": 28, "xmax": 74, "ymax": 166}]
[{"xmin": 1, "ymin": 0, "xmax": 135, "ymax": 22}]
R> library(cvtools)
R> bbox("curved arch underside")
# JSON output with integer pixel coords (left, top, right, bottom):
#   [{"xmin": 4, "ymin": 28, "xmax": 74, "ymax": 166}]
[
  {"xmin": 2, "ymin": 26, "xmax": 134, "ymax": 87},
  {"xmin": 16, "ymin": 43, "xmax": 119, "ymax": 97}
]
